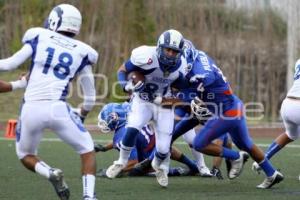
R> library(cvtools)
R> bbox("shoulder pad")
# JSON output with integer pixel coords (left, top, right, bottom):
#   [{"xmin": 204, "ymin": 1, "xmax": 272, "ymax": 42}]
[
  {"xmin": 79, "ymin": 42, "xmax": 99, "ymax": 64},
  {"xmin": 87, "ymin": 47, "xmax": 99, "ymax": 65},
  {"xmin": 22, "ymin": 27, "xmax": 44, "ymax": 44},
  {"xmin": 130, "ymin": 46, "xmax": 156, "ymax": 66}
]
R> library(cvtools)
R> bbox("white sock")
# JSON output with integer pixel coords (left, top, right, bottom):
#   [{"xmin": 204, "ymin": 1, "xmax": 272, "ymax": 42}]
[
  {"xmin": 34, "ymin": 161, "xmax": 51, "ymax": 178},
  {"xmin": 191, "ymin": 148, "xmax": 207, "ymax": 168},
  {"xmin": 117, "ymin": 142, "xmax": 133, "ymax": 165},
  {"xmin": 82, "ymin": 174, "xmax": 95, "ymax": 198}
]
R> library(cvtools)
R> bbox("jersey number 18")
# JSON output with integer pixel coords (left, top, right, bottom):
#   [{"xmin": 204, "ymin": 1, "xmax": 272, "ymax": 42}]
[{"xmin": 42, "ymin": 47, "xmax": 73, "ymax": 80}]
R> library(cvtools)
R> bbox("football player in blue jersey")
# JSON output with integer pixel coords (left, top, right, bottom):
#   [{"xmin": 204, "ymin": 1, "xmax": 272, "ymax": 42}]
[
  {"xmin": 106, "ymin": 29, "xmax": 189, "ymax": 187},
  {"xmin": 171, "ymin": 41, "xmax": 284, "ymax": 189},
  {"xmin": 96, "ymin": 102, "xmax": 201, "ymax": 177},
  {"xmin": 0, "ymin": 4, "xmax": 98, "ymax": 200}
]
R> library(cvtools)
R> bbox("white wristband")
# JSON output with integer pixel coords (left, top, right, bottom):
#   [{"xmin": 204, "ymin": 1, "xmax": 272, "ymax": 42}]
[
  {"xmin": 153, "ymin": 96, "xmax": 163, "ymax": 105},
  {"xmin": 10, "ymin": 77, "xmax": 27, "ymax": 90}
]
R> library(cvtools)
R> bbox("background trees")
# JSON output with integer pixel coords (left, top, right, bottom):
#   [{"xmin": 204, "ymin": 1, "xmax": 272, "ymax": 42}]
[{"xmin": 0, "ymin": 0, "xmax": 292, "ymax": 122}]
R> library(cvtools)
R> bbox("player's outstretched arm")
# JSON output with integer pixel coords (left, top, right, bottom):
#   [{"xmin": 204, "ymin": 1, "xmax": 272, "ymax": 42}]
[
  {"xmin": 0, "ymin": 45, "xmax": 32, "ymax": 71},
  {"xmin": 76, "ymin": 65, "xmax": 96, "ymax": 121},
  {"xmin": 94, "ymin": 142, "xmax": 113, "ymax": 153}
]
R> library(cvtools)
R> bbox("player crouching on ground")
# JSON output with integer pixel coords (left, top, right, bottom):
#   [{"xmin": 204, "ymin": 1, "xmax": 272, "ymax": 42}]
[{"xmin": 95, "ymin": 102, "xmax": 207, "ymax": 177}]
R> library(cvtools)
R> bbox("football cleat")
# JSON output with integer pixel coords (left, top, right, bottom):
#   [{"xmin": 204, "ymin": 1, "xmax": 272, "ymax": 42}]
[
  {"xmin": 106, "ymin": 161, "xmax": 125, "ymax": 178},
  {"xmin": 252, "ymin": 162, "xmax": 262, "ymax": 174},
  {"xmin": 256, "ymin": 171, "xmax": 284, "ymax": 189},
  {"xmin": 198, "ymin": 166, "xmax": 213, "ymax": 177},
  {"xmin": 83, "ymin": 195, "xmax": 98, "ymax": 200},
  {"xmin": 211, "ymin": 167, "xmax": 224, "ymax": 180},
  {"xmin": 96, "ymin": 168, "xmax": 108, "ymax": 178},
  {"xmin": 151, "ymin": 160, "xmax": 168, "ymax": 187},
  {"xmin": 48, "ymin": 168, "xmax": 70, "ymax": 200},
  {"xmin": 134, "ymin": 158, "xmax": 152, "ymax": 172},
  {"xmin": 229, "ymin": 151, "xmax": 249, "ymax": 179},
  {"xmin": 129, "ymin": 159, "xmax": 152, "ymax": 176},
  {"xmin": 225, "ymin": 158, "xmax": 232, "ymax": 177}
]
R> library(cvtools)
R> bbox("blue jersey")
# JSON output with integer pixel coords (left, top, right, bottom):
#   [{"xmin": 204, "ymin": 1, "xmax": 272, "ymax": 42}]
[
  {"xmin": 183, "ymin": 51, "xmax": 241, "ymax": 115},
  {"xmin": 113, "ymin": 124, "xmax": 155, "ymax": 162}
]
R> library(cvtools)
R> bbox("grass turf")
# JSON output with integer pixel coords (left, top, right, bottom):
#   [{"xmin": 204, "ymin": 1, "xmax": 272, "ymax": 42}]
[{"xmin": 0, "ymin": 133, "xmax": 300, "ymax": 200}]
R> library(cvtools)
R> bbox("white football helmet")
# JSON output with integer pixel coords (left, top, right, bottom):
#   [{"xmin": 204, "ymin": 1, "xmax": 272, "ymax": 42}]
[
  {"xmin": 47, "ymin": 4, "xmax": 82, "ymax": 36},
  {"xmin": 157, "ymin": 29, "xmax": 184, "ymax": 68}
]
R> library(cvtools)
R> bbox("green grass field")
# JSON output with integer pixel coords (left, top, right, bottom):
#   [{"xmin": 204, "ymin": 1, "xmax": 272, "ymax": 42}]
[{"xmin": 1, "ymin": 133, "xmax": 300, "ymax": 200}]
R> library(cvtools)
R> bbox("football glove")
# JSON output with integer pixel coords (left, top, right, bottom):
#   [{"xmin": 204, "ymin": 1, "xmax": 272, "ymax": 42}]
[
  {"xmin": 94, "ymin": 143, "xmax": 108, "ymax": 152},
  {"xmin": 124, "ymin": 79, "xmax": 145, "ymax": 92},
  {"xmin": 71, "ymin": 108, "xmax": 86, "ymax": 123},
  {"xmin": 139, "ymin": 92, "xmax": 162, "ymax": 104},
  {"xmin": 191, "ymin": 97, "xmax": 212, "ymax": 120}
]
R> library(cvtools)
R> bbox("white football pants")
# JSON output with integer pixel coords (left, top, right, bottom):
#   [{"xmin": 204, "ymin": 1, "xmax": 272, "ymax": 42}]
[
  {"xmin": 127, "ymin": 94, "xmax": 174, "ymax": 155},
  {"xmin": 281, "ymin": 98, "xmax": 300, "ymax": 140},
  {"xmin": 16, "ymin": 101, "xmax": 94, "ymax": 159}
]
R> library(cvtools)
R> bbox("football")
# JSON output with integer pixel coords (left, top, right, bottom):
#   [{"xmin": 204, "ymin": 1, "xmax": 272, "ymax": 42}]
[{"xmin": 127, "ymin": 71, "xmax": 145, "ymax": 85}]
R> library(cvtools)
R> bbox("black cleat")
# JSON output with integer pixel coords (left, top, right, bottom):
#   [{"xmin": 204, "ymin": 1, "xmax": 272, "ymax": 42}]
[
  {"xmin": 49, "ymin": 168, "xmax": 70, "ymax": 200},
  {"xmin": 211, "ymin": 167, "xmax": 224, "ymax": 180}
]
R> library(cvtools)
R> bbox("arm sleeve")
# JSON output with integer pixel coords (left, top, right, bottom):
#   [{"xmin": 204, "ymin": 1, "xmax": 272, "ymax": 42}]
[
  {"xmin": 0, "ymin": 44, "xmax": 32, "ymax": 71},
  {"xmin": 117, "ymin": 59, "xmax": 140, "ymax": 90},
  {"xmin": 124, "ymin": 59, "xmax": 140, "ymax": 72},
  {"xmin": 117, "ymin": 70, "xmax": 127, "ymax": 89},
  {"xmin": 78, "ymin": 65, "xmax": 96, "ymax": 111}
]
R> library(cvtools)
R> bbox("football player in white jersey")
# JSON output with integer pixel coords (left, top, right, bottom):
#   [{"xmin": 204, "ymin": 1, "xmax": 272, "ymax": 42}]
[
  {"xmin": 252, "ymin": 59, "xmax": 300, "ymax": 179},
  {"xmin": 0, "ymin": 4, "xmax": 98, "ymax": 200},
  {"xmin": 106, "ymin": 29, "xmax": 189, "ymax": 187}
]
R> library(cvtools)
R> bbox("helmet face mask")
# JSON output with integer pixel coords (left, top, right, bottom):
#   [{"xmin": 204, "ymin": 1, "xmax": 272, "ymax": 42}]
[
  {"xmin": 97, "ymin": 103, "xmax": 128, "ymax": 133},
  {"xmin": 98, "ymin": 112, "xmax": 120, "ymax": 133},
  {"xmin": 157, "ymin": 29, "xmax": 184, "ymax": 69},
  {"xmin": 47, "ymin": 4, "xmax": 82, "ymax": 36}
]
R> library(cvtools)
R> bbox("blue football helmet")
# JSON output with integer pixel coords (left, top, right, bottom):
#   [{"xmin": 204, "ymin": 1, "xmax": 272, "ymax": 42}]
[
  {"xmin": 157, "ymin": 29, "xmax": 184, "ymax": 69},
  {"xmin": 183, "ymin": 39, "xmax": 199, "ymax": 65},
  {"xmin": 97, "ymin": 102, "xmax": 130, "ymax": 133}
]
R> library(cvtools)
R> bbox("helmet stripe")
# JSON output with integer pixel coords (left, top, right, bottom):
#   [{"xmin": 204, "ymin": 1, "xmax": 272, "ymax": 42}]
[{"xmin": 163, "ymin": 31, "xmax": 171, "ymax": 46}]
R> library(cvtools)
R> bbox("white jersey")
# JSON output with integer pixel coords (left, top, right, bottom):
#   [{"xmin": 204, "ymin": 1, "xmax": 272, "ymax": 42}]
[
  {"xmin": 287, "ymin": 59, "xmax": 300, "ymax": 98},
  {"xmin": 130, "ymin": 45, "xmax": 187, "ymax": 97},
  {"xmin": 22, "ymin": 27, "xmax": 98, "ymax": 102}
]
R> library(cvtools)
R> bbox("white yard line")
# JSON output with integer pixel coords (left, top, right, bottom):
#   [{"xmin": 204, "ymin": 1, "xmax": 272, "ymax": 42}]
[{"xmin": 1, "ymin": 137, "xmax": 300, "ymax": 148}]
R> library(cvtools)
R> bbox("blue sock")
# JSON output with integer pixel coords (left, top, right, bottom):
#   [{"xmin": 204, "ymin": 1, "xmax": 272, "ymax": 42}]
[
  {"xmin": 148, "ymin": 149, "xmax": 155, "ymax": 161},
  {"xmin": 221, "ymin": 147, "xmax": 240, "ymax": 160},
  {"xmin": 259, "ymin": 158, "xmax": 275, "ymax": 177},
  {"xmin": 122, "ymin": 127, "xmax": 139, "ymax": 147},
  {"xmin": 168, "ymin": 168, "xmax": 180, "ymax": 176},
  {"xmin": 178, "ymin": 154, "xmax": 198, "ymax": 172},
  {"xmin": 265, "ymin": 141, "xmax": 282, "ymax": 160}
]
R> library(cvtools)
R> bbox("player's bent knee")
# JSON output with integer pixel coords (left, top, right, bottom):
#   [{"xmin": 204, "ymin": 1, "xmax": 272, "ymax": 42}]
[
  {"xmin": 286, "ymin": 132, "xmax": 298, "ymax": 141},
  {"xmin": 192, "ymin": 140, "xmax": 206, "ymax": 152}
]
